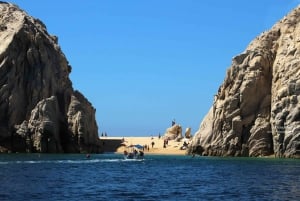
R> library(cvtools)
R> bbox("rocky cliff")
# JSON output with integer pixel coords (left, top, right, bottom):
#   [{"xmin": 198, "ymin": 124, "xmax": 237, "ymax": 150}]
[
  {"xmin": 0, "ymin": 2, "xmax": 101, "ymax": 153},
  {"xmin": 189, "ymin": 6, "xmax": 300, "ymax": 158}
]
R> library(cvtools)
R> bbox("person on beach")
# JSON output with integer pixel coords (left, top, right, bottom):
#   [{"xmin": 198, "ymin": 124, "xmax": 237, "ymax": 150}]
[{"xmin": 151, "ymin": 141, "xmax": 155, "ymax": 148}]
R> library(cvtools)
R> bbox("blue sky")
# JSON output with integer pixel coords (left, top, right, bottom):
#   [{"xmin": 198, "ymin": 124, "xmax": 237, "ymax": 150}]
[{"xmin": 9, "ymin": 0, "xmax": 299, "ymax": 136}]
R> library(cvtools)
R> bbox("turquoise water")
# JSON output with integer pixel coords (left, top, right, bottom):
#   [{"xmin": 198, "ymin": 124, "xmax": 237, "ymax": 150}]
[{"xmin": 0, "ymin": 154, "xmax": 300, "ymax": 201}]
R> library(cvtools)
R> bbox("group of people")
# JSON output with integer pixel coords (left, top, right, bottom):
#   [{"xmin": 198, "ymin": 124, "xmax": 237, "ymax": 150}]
[
  {"xmin": 101, "ymin": 132, "xmax": 108, "ymax": 137},
  {"xmin": 143, "ymin": 141, "xmax": 155, "ymax": 151},
  {"xmin": 123, "ymin": 149, "xmax": 144, "ymax": 159}
]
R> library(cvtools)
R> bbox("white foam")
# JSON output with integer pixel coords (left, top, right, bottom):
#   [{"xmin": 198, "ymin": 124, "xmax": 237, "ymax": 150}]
[{"xmin": 0, "ymin": 158, "xmax": 141, "ymax": 165}]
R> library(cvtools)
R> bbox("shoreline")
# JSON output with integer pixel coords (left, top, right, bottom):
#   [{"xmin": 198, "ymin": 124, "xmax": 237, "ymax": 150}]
[
  {"xmin": 100, "ymin": 136, "xmax": 189, "ymax": 155},
  {"xmin": 99, "ymin": 137, "xmax": 281, "ymax": 158}
]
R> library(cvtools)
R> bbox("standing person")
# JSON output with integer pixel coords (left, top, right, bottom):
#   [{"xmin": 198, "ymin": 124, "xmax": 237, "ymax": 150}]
[{"xmin": 151, "ymin": 141, "xmax": 155, "ymax": 148}]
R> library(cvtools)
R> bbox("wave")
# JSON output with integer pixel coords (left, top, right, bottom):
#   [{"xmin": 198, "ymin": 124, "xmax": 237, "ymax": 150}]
[{"xmin": 0, "ymin": 158, "xmax": 145, "ymax": 165}]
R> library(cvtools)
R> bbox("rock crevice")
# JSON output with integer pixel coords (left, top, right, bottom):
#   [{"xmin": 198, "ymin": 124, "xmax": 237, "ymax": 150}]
[
  {"xmin": 0, "ymin": 2, "xmax": 101, "ymax": 153},
  {"xmin": 189, "ymin": 6, "xmax": 300, "ymax": 158}
]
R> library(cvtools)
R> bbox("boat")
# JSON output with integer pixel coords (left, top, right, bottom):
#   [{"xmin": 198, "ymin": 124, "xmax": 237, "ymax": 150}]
[{"xmin": 123, "ymin": 144, "xmax": 144, "ymax": 160}]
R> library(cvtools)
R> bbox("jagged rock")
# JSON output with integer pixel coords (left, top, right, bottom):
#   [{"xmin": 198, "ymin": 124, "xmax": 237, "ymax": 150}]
[
  {"xmin": 0, "ymin": 2, "xmax": 101, "ymax": 153},
  {"xmin": 67, "ymin": 91, "xmax": 100, "ymax": 153},
  {"xmin": 185, "ymin": 127, "xmax": 192, "ymax": 138},
  {"xmin": 164, "ymin": 124, "xmax": 182, "ymax": 141},
  {"xmin": 189, "ymin": 6, "xmax": 300, "ymax": 158}
]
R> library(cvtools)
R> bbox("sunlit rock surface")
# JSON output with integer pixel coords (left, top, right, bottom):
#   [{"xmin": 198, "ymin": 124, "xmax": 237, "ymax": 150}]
[
  {"xmin": 0, "ymin": 2, "xmax": 101, "ymax": 153},
  {"xmin": 189, "ymin": 6, "xmax": 300, "ymax": 158}
]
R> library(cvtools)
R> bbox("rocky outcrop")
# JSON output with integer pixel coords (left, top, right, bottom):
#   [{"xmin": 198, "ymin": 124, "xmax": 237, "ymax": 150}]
[
  {"xmin": 189, "ymin": 6, "xmax": 300, "ymax": 158},
  {"xmin": 0, "ymin": 2, "xmax": 101, "ymax": 153},
  {"xmin": 164, "ymin": 124, "xmax": 183, "ymax": 141},
  {"xmin": 184, "ymin": 127, "xmax": 192, "ymax": 139}
]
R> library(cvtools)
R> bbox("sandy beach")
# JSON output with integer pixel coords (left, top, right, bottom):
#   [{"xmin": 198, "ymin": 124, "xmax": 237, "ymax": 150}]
[{"xmin": 102, "ymin": 136, "xmax": 189, "ymax": 155}]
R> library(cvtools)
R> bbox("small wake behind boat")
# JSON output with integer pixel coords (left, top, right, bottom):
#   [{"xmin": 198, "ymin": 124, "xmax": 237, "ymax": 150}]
[{"xmin": 123, "ymin": 144, "xmax": 144, "ymax": 160}]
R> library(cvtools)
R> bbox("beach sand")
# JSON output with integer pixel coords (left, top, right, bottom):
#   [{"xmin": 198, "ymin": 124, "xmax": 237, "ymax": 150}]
[{"xmin": 104, "ymin": 137, "xmax": 189, "ymax": 155}]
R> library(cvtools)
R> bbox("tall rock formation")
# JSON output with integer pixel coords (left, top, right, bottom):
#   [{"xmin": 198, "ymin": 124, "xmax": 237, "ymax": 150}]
[
  {"xmin": 0, "ymin": 2, "xmax": 101, "ymax": 153},
  {"xmin": 189, "ymin": 6, "xmax": 300, "ymax": 158}
]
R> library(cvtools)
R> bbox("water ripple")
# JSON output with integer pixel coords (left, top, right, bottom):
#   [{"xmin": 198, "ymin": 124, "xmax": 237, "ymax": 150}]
[{"xmin": 0, "ymin": 154, "xmax": 300, "ymax": 201}]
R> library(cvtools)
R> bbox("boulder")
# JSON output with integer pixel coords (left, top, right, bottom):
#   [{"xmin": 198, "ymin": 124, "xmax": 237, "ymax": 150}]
[
  {"xmin": 164, "ymin": 124, "xmax": 182, "ymax": 141},
  {"xmin": 185, "ymin": 127, "xmax": 192, "ymax": 138}
]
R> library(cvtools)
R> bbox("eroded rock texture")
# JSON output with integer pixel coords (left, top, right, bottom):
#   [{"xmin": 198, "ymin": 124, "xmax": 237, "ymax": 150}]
[
  {"xmin": 189, "ymin": 6, "xmax": 300, "ymax": 158},
  {"xmin": 164, "ymin": 124, "xmax": 183, "ymax": 141},
  {"xmin": 0, "ymin": 2, "xmax": 101, "ymax": 153}
]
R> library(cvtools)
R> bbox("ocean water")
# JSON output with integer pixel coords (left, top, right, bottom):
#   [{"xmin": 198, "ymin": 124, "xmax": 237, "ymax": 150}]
[{"xmin": 0, "ymin": 154, "xmax": 300, "ymax": 201}]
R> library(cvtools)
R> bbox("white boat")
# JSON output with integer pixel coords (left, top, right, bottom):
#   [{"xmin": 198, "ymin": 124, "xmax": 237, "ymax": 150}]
[{"xmin": 123, "ymin": 144, "xmax": 144, "ymax": 160}]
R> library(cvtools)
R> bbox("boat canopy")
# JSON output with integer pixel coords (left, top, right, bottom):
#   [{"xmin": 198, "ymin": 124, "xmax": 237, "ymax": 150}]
[{"xmin": 128, "ymin": 144, "xmax": 144, "ymax": 149}]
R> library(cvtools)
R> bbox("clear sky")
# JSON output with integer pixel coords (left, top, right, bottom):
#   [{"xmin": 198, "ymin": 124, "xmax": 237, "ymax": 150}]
[{"xmin": 9, "ymin": 0, "xmax": 300, "ymax": 137}]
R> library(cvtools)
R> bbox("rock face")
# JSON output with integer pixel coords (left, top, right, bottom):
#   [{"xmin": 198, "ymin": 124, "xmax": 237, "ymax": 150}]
[
  {"xmin": 0, "ymin": 2, "xmax": 101, "ymax": 153},
  {"xmin": 164, "ymin": 124, "xmax": 183, "ymax": 141},
  {"xmin": 189, "ymin": 6, "xmax": 300, "ymax": 158},
  {"xmin": 184, "ymin": 127, "xmax": 192, "ymax": 139}
]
